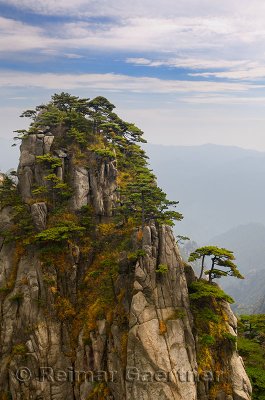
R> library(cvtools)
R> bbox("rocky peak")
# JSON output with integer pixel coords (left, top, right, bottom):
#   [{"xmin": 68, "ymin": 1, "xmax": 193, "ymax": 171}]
[{"xmin": 0, "ymin": 94, "xmax": 252, "ymax": 400}]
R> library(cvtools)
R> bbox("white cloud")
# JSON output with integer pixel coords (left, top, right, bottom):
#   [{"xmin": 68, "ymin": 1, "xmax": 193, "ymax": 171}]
[
  {"xmin": 126, "ymin": 57, "xmax": 248, "ymax": 70},
  {"xmin": 0, "ymin": 16, "xmax": 53, "ymax": 52},
  {"xmin": 64, "ymin": 53, "xmax": 84, "ymax": 59},
  {"xmin": 0, "ymin": 14, "xmax": 264, "ymax": 56},
  {"xmin": 49, "ymin": 17, "xmax": 235, "ymax": 53},
  {"xmin": 0, "ymin": 71, "xmax": 258, "ymax": 93},
  {"xmin": 190, "ymin": 65, "xmax": 265, "ymax": 80},
  {"xmin": 1, "ymin": 8, "xmax": 265, "ymax": 87},
  {"xmin": 182, "ymin": 95, "xmax": 265, "ymax": 105}
]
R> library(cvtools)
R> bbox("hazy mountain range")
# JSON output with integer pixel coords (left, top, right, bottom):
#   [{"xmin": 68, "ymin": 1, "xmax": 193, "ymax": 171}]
[
  {"xmin": 146, "ymin": 143, "xmax": 265, "ymax": 242},
  {"xmin": 208, "ymin": 223, "xmax": 265, "ymax": 313},
  {"xmin": 145, "ymin": 143, "xmax": 265, "ymax": 312}
]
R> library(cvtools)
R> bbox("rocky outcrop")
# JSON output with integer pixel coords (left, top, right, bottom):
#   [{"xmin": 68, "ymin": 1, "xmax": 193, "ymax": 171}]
[
  {"xmin": 71, "ymin": 156, "xmax": 118, "ymax": 216},
  {"xmin": 0, "ymin": 130, "xmax": 252, "ymax": 400},
  {"xmin": 17, "ymin": 133, "xmax": 118, "ymax": 220},
  {"xmin": 31, "ymin": 202, "xmax": 47, "ymax": 231},
  {"xmin": 126, "ymin": 225, "xmax": 197, "ymax": 400}
]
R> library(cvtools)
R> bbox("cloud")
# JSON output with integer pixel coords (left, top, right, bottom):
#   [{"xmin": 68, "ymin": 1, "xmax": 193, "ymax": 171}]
[
  {"xmin": 190, "ymin": 65, "xmax": 265, "ymax": 80},
  {"xmin": 0, "ymin": 16, "xmax": 53, "ymax": 52},
  {"xmin": 0, "ymin": 8, "xmax": 265, "ymax": 88},
  {"xmin": 3, "ymin": 0, "xmax": 265, "ymax": 21},
  {"xmin": 126, "ymin": 57, "xmax": 248, "ymax": 70},
  {"xmin": 0, "ymin": 16, "xmax": 222, "ymax": 56},
  {"xmin": 64, "ymin": 53, "xmax": 84, "ymax": 59},
  {"xmin": 0, "ymin": 14, "xmax": 263, "ymax": 56},
  {"xmin": 0, "ymin": 71, "xmax": 258, "ymax": 94},
  {"xmin": 0, "ymin": 0, "xmax": 214, "ymax": 17},
  {"xmin": 182, "ymin": 94, "xmax": 265, "ymax": 105},
  {"xmin": 45, "ymin": 17, "xmax": 237, "ymax": 53},
  {"xmin": 0, "ymin": 0, "xmax": 92, "ymax": 16}
]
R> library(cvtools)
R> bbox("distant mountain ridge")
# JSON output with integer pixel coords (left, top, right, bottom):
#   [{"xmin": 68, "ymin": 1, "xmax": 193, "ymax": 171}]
[
  {"xmin": 145, "ymin": 143, "xmax": 265, "ymax": 312},
  {"xmin": 145, "ymin": 143, "xmax": 265, "ymax": 242},
  {"xmin": 208, "ymin": 222, "xmax": 265, "ymax": 275},
  {"xmin": 207, "ymin": 223, "xmax": 265, "ymax": 313}
]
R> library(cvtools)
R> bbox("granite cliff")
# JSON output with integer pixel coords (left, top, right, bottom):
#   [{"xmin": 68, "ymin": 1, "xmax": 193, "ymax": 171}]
[{"xmin": 0, "ymin": 94, "xmax": 252, "ymax": 400}]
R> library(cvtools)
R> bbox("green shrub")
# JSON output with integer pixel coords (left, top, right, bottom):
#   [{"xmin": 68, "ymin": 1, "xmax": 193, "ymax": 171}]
[
  {"xmin": 174, "ymin": 309, "xmax": 186, "ymax": 319},
  {"xmin": 12, "ymin": 344, "xmax": 27, "ymax": 356},
  {"xmin": 127, "ymin": 249, "xmax": 146, "ymax": 263},
  {"xmin": 245, "ymin": 366, "xmax": 265, "ymax": 399},
  {"xmin": 222, "ymin": 332, "xmax": 237, "ymax": 344},
  {"xmin": 35, "ymin": 106, "xmax": 66, "ymax": 127},
  {"xmin": 35, "ymin": 222, "xmax": 85, "ymax": 242},
  {"xmin": 238, "ymin": 315, "xmax": 265, "ymax": 399},
  {"xmin": 156, "ymin": 264, "xmax": 169, "ymax": 274},
  {"xmin": 196, "ymin": 307, "xmax": 220, "ymax": 323},
  {"xmin": 189, "ymin": 280, "xmax": 234, "ymax": 303},
  {"xmin": 36, "ymin": 153, "xmax": 62, "ymax": 169},
  {"xmin": 93, "ymin": 148, "xmax": 116, "ymax": 159},
  {"xmin": 32, "ymin": 186, "xmax": 48, "ymax": 195},
  {"xmin": 87, "ymin": 271, "xmax": 101, "ymax": 279},
  {"xmin": 200, "ymin": 334, "xmax": 215, "ymax": 346},
  {"xmin": 238, "ymin": 337, "xmax": 263, "ymax": 361},
  {"xmin": 68, "ymin": 127, "xmax": 88, "ymax": 146}
]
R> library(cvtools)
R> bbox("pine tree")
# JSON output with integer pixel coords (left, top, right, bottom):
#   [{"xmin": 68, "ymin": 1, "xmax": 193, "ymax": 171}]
[
  {"xmin": 119, "ymin": 167, "xmax": 182, "ymax": 229},
  {"xmin": 17, "ymin": 92, "xmax": 183, "ymax": 229},
  {"xmin": 188, "ymin": 246, "xmax": 244, "ymax": 283}
]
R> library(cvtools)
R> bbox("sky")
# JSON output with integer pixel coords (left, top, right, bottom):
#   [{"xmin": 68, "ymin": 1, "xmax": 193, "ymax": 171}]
[{"xmin": 1, "ymin": 0, "xmax": 265, "ymax": 170}]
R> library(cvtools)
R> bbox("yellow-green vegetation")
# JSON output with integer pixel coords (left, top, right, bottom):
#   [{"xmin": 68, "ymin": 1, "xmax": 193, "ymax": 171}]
[
  {"xmin": 12, "ymin": 343, "xmax": 27, "ymax": 356},
  {"xmin": 54, "ymin": 296, "xmax": 76, "ymax": 321},
  {"xmin": 86, "ymin": 383, "xmax": 111, "ymax": 400},
  {"xmin": 172, "ymin": 308, "xmax": 186, "ymax": 319},
  {"xmin": 35, "ymin": 153, "xmax": 73, "ymax": 204},
  {"xmin": 189, "ymin": 280, "xmax": 234, "ymax": 303},
  {"xmin": 127, "ymin": 249, "xmax": 146, "ymax": 263},
  {"xmin": 156, "ymin": 263, "xmax": 169, "ymax": 274},
  {"xmin": 0, "ymin": 176, "xmax": 35, "ymax": 243},
  {"xmin": 0, "ymin": 244, "xmax": 26, "ymax": 301},
  {"xmin": 35, "ymin": 222, "xmax": 85, "ymax": 242},
  {"xmin": 36, "ymin": 153, "xmax": 63, "ymax": 169},
  {"xmin": 80, "ymin": 223, "xmax": 133, "ymax": 337},
  {"xmin": 189, "ymin": 280, "xmax": 235, "ymax": 397},
  {"xmin": 238, "ymin": 314, "xmax": 265, "ymax": 400}
]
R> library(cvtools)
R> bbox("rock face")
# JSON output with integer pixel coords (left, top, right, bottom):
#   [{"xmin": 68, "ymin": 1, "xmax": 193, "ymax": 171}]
[
  {"xmin": 0, "ymin": 131, "xmax": 252, "ymax": 400},
  {"xmin": 31, "ymin": 202, "xmax": 47, "ymax": 231},
  {"xmin": 17, "ymin": 133, "xmax": 118, "ymax": 218},
  {"xmin": 71, "ymin": 155, "xmax": 118, "ymax": 215},
  {"xmin": 126, "ymin": 225, "xmax": 197, "ymax": 400}
]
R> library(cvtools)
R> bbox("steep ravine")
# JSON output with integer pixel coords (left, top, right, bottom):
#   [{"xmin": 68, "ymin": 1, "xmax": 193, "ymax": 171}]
[{"xmin": 0, "ymin": 99, "xmax": 252, "ymax": 400}]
